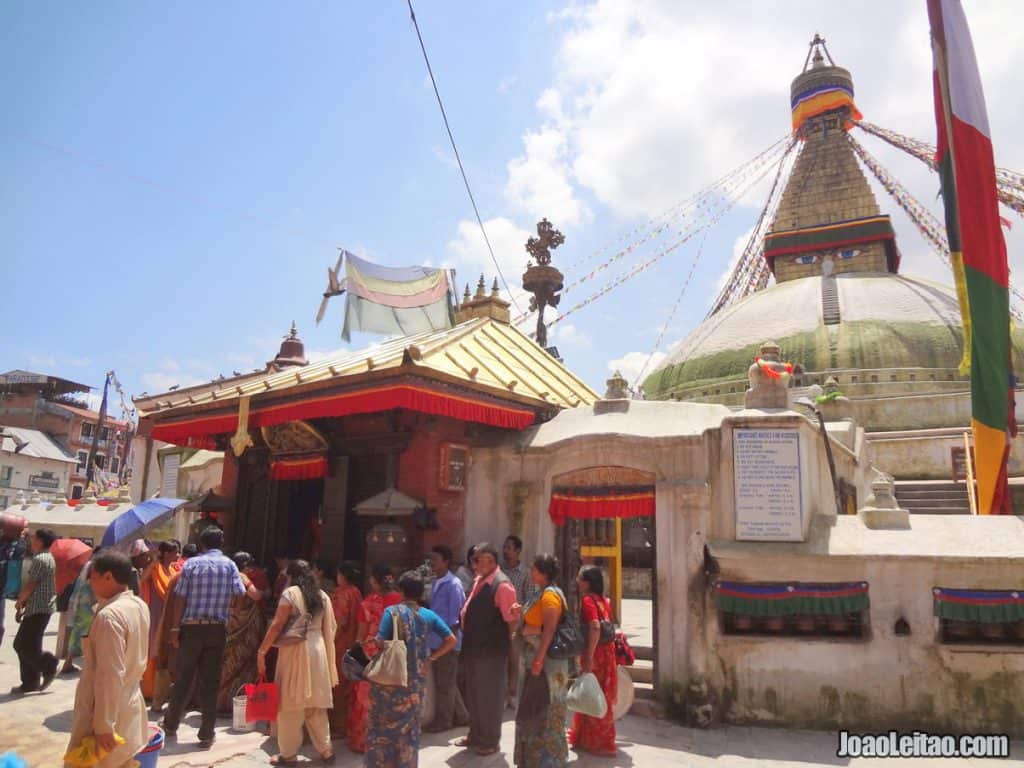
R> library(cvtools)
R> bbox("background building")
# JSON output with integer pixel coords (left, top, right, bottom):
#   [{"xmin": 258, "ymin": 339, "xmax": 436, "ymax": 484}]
[
  {"xmin": 0, "ymin": 426, "xmax": 78, "ymax": 510},
  {"xmin": 0, "ymin": 369, "xmax": 131, "ymax": 498}
]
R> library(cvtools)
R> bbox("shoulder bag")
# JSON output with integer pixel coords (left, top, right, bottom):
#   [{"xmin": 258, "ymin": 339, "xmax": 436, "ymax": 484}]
[
  {"xmin": 274, "ymin": 589, "xmax": 311, "ymax": 647},
  {"xmin": 590, "ymin": 594, "xmax": 617, "ymax": 645},
  {"xmin": 546, "ymin": 587, "xmax": 585, "ymax": 660},
  {"xmin": 364, "ymin": 606, "xmax": 408, "ymax": 687}
]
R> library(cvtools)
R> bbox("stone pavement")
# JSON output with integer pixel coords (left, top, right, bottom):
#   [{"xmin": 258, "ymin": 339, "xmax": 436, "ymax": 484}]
[{"xmin": 2, "ymin": 600, "xmax": 1024, "ymax": 767}]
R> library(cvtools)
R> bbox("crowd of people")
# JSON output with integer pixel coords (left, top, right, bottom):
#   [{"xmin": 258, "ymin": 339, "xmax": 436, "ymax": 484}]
[{"xmin": 0, "ymin": 524, "xmax": 623, "ymax": 768}]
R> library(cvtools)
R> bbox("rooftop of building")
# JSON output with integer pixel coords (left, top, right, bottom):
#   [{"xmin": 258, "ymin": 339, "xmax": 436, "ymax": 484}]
[
  {"xmin": 0, "ymin": 425, "xmax": 78, "ymax": 463},
  {"xmin": 0, "ymin": 370, "xmax": 91, "ymax": 395},
  {"xmin": 136, "ymin": 316, "xmax": 598, "ymax": 423}
]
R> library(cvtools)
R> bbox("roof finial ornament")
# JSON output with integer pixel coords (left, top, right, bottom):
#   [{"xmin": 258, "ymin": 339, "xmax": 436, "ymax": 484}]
[
  {"xmin": 803, "ymin": 32, "xmax": 835, "ymax": 72},
  {"xmin": 287, "ymin": 321, "xmax": 298, "ymax": 340},
  {"xmin": 475, "ymin": 274, "xmax": 486, "ymax": 300},
  {"xmin": 522, "ymin": 219, "xmax": 566, "ymax": 351},
  {"xmin": 491, "ymin": 277, "xmax": 500, "ymax": 298}
]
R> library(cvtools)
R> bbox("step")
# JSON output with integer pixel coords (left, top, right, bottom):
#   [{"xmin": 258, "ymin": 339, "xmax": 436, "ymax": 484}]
[
  {"xmin": 896, "ymin": 489, "xmax": 969, "ymax": 498},
  {"xmin": 892, "ymin": 493, "xmax": 962, "ymax": 499},
  {"xmin": 895, "ymin": 482, "xmax": 967, "ymax": 491},
  {"xmin": 628, "ymin": 695, "xmax": 664, "ymax": 719},
  {"xmin": 908, "ymin": 507, "xmax": 971, "ymax": 515},
  {"xmin": 627, "ymin": 660, "xmax": 654, "ymax": 685},
  {"xmin": 633, "ymin": 680, "xmax": 656, "ymax": 701},
  {"xmin": 631, "ymin": 644, "xmax": 654, "ymax": 662},
  {"xmin": 900, "ymin": 496, "xmax": 969, "ymax": 506},
  {"xmin": 821, "ymin": 277, "xmax": 841, "ymax": 325}
]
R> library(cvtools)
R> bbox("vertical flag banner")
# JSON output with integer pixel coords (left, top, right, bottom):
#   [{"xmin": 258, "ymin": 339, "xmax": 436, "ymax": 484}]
[{"xmin": 928, "ymin": 0, "xmax": 1015, "ymax": 514}]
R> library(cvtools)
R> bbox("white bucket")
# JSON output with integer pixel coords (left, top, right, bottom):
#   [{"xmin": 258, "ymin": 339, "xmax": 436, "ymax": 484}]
[{"xmin": 233, "ymin": 694, "xmax": 254, "ymax": 731}]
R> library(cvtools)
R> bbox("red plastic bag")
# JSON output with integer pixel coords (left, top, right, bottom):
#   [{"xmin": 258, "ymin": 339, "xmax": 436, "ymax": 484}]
[{"xmin": 244, "ymin": 676, "xmax": 279, "ymax": 722}]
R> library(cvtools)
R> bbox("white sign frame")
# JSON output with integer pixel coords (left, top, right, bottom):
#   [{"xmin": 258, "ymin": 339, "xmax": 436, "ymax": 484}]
[{"xmin": 733, "ymin": 428, "xmax": 804, "ymax": 541}]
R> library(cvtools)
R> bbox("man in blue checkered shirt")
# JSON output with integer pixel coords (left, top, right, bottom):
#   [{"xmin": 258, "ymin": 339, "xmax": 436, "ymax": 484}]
[{"xmin": 161, "ymin": 526, "xmax": 258, "ymax": 748}]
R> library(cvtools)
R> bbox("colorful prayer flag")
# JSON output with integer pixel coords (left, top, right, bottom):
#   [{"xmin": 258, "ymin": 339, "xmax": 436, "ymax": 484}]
[
  {"xmin": 928, "ymin": 0, "xmax": 1015, "ymax": 514},
  {"xmin": 339, "ymin": 251, "xmax": 454, "ymax": 341}
]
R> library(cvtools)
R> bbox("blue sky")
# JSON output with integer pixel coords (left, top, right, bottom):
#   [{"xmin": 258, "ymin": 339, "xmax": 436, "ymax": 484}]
[{"xmin": 4, "ymin": 2, "xmax": 1023, "ymax": 419}]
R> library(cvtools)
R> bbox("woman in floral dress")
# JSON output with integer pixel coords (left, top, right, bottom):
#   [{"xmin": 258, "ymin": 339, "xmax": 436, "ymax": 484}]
[
  {"xmin": 346, "ymin": 563, "xmax": 400, "ymax": 753},
  {"xmin": 568, "ymin": 565, "xmax": 618, "ymax": 756},
  {"xmin": 364, "ymin": 574, "xmax": 456, "ymax": 767}
]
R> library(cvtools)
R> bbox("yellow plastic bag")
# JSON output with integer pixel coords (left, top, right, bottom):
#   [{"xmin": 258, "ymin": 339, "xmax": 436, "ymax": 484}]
[{"xmin": 63, "ymin": 733, "xmax": 126, "ymax": 767}]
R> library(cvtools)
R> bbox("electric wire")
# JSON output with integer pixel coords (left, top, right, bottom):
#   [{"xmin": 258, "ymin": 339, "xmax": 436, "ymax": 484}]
[{"xmin": 406, "ymin": 0, "xmax": 523, "ymax": 313}]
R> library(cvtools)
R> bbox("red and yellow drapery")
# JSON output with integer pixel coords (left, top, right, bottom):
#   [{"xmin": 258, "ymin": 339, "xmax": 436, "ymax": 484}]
[
  {"xmin": 149, "ymin": 382, "xmax": 537, "ymax": 446},
  {"xmin": 548, "ymin": 485, "xmax": 655, "ymax": 525}
]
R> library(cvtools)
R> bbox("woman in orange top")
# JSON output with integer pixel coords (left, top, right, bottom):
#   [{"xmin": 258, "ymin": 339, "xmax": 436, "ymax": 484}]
[{"xmin": 514, "ymin": 554, "xmax": 569, "ymax": 767}]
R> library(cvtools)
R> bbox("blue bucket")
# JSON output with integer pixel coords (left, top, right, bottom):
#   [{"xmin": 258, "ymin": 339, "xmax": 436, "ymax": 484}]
[{"xmin": 133, "ymin": 725, "xmax": 164, "ymax": 768}]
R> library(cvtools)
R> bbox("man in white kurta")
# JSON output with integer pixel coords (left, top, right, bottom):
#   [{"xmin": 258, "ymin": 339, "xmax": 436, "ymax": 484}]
[{"xmin": 66, "ymin": 551, "xmax": 150, "ymax": 768}]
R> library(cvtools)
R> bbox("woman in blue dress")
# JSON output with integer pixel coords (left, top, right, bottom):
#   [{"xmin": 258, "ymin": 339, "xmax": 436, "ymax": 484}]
[{"xmin": 365, "ymin": 573, "xmax": 457, "ymax": 768}]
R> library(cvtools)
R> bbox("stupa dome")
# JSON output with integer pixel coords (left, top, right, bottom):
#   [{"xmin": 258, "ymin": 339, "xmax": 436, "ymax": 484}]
[{"xmin": 647, "ymin": 273, "xmax": 954, "ymax": 399}]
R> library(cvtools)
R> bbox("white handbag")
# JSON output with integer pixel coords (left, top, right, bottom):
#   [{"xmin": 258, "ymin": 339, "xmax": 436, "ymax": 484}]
[
  {"xmin": 363, "ymin": 607, "xmax": 408, "ymax": 687},
  {"xmin": 566, "ymin": 672, "xmax": 608, "ymax": 718}
]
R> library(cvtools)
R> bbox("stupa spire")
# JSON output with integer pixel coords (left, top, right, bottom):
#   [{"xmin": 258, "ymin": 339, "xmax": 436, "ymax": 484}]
[{"xmin": 765, "ymin": 37, "xmax": 899, "ymax": 284}]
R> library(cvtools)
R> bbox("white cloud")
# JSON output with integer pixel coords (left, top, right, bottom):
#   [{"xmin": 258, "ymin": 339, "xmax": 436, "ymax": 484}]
[
  {"xmin": 431, "ymin": 145, "xmax": 459, "ymax": 171},
  {"xmin": 140, "ymin": 371, "xmax": 206, "ymax": 393},
  {"xmin": 505, "ymin": 126, "xmax": 587, "ymax": 227},
  {"xmin": 497, "ymin": 75, "xmax": 518, "ymax": 95},
  {"xmin": 446, "ymin": 216, "xmax": 534, "ymax": 315},
  {"xmin": 65, "ymin": 356, "xmax": 92, "ymax": 367},
  {"xmin": 552, "ymin": 322, "xmax": 591, "ymax": 349},
  {"xmin": 27, "ymin": 353, "xmax": 57, "ymax": 368},
  {"xmin": 607, "ymin": 349, "xmax": 666, "ymax": 390}
]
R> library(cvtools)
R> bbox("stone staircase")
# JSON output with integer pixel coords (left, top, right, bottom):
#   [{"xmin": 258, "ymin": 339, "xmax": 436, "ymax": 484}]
[
  {"xmin": 627, "ymin": 644, "xmax": 659, "ymax": 717},
  {"xmin": 821, "ymin": 276, "xmax": 841, "ymax": 325},
  {"xmin": 893, "ymin": 480, "xmax": 973, "ymax": 514}
]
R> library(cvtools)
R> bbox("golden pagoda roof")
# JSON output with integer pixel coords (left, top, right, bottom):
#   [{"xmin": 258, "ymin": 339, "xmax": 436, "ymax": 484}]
[{"xmin": 136, "ymin": 316, "xmax": 597, "ymax": 423}]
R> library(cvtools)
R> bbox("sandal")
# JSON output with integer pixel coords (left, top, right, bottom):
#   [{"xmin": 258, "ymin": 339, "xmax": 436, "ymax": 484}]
[
  {"xmin": 269, "ymin": 757, "xmax": 299, "ymax": 766},
  {"xmin": 454, "ymin": 737, "xmax": 474, "ymax": 748},
  {"xmin": 321, "ymin": 753, "xmax": 337, "ymax": 765}
]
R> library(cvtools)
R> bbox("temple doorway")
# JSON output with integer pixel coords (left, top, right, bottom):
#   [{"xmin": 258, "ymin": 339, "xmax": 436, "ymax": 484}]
[{"xmin": 549, "ymin": 466, "xmax": 658, "ymax": 706}]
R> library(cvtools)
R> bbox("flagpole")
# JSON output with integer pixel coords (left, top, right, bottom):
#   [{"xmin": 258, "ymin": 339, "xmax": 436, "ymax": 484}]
[{"xmin": 86, "ymin": 371, "xmax": 111, "ymax": 489}]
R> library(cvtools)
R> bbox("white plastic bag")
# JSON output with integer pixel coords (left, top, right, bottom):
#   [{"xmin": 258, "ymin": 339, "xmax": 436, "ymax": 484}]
[{"xmin": 566, "ymin": 672, "xmax": 607, "ymax": 718}]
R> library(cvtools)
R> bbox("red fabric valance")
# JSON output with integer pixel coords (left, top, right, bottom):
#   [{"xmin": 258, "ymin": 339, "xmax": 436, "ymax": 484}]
[
  {"xmin": 548, "ymin": 490, "xmax": 655, "ymax": 525},
  {"xmin": 251, "ymin": 384, "xmax": 535, "ymax": 431},
  {"xmin": 269, "ymin": 455, "xmax": 328, "ymax": 481},
  {"xmin": 149, "ymin": 383, "xmax": 536, "ymax": 445}
]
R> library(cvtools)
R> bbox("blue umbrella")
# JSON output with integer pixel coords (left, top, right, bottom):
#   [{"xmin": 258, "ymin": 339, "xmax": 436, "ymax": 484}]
[{"xmin": 100, "ymin": 498, "xmax": 188, "ymax": 547}]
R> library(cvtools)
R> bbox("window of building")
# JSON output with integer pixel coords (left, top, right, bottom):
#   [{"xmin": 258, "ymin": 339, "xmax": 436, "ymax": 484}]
[
  {"xmin": 71, "ymin": 485, "xmax": 83, "ymax": 500},
  {"xmin": 99, "ymin": 426, "xmax": 110, "ymax": 441},
  {"xmin": 95, "ymin": 454, "xmax": 106, "ymax": 470},
  {"xmin": 716, "ymin": 581, "xmax": 870, "ymax": 639},
  {"xmin": 81, "ymin": 422, "xmax": 94, "ymax": 440},
  {"xmin": 439, "ymin": 443, "xmax": 469, "ymax": 491},
  {"xmin": 934, "ymin": 588, "xmax": 1024, "ymax": 646},
  {"xmin": 0, "ymin": 465, "xmax": 12, "ymax": 487},
  {"xmin": 0, "ymin": 495, "xmax": 7, "ymax": 510},
  {"xmin": 110, "ymin": 456, "xmax": 120, "ymax": 474},
  {"xmin": 76, "ymin": 451, "xmax": 88, "ymax": 472}
]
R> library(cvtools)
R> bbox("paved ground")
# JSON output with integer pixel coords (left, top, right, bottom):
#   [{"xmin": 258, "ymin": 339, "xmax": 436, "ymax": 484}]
[{"xmin": 2, "ymin": 600, "xmax": 1023, "ymax": 767}]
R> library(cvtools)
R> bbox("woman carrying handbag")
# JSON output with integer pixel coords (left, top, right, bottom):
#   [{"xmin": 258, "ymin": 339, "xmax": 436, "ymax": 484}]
[
  {"xmin": 364, "ymin": 573, "xmax": 456, "ymax": 768},
  {"xmin": 569, "ymin": 565, "xmax": 618, "ymax": 757},
  {"xmin": 257, "ymin": 560, "xmax": 338, "ymax": 766}
]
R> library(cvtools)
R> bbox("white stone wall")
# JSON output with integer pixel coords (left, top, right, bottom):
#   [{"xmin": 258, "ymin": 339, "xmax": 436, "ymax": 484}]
[{"xmin": 0, "ymin": 451, "xmax": 73, "ymax": 506}]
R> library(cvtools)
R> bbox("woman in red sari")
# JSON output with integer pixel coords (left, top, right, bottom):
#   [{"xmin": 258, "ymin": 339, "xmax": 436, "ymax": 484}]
[
  {"xmin": 328, "ymin": 562, "xmax": 362, "ymax": 737},
  {"xmin": 346, "ymin": 563, "xmax": 400, "ymax": 754},
  {"xmin": 569, "ymin": 565, "xmax": 618, "ymax": 757}
]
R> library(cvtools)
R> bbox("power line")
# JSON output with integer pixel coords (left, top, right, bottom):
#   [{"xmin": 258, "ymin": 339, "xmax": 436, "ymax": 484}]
[{"xmin": 405, "ymin": 0, "xmax": 523, "ymax": 313}]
